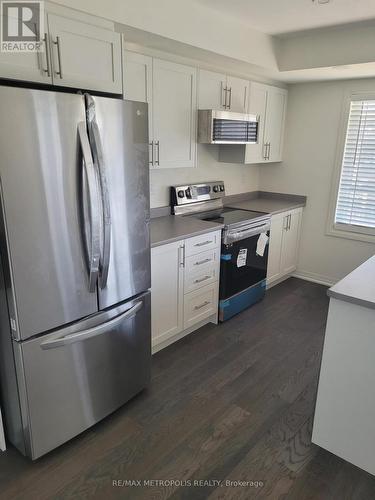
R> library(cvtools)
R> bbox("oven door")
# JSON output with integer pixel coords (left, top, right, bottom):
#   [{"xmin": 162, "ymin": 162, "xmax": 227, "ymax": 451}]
[{"xmin": 219, "ymin": 231, "xmax": 269, "ymax": 300}]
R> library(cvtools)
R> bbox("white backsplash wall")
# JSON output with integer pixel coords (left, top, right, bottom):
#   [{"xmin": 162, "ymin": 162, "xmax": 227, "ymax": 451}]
[{"xmin": 150, "ymin": 144, "xmax": 260, "ymax": 208}]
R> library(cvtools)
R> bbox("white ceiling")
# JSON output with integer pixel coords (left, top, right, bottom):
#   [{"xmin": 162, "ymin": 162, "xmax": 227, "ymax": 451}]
[{"xmin": 193, "ymin": 0, "xmax": 375, "ymax": 35}]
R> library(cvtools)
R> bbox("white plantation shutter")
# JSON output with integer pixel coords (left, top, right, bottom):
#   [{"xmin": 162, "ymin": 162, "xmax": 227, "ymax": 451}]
[{"xmin": 335, "ymin": 99, "xmax": 375, "ymax": 230}]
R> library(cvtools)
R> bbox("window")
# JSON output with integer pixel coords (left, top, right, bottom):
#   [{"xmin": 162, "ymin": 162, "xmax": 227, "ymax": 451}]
[{"xmin": 334, "ymin": 99, "xmax": 375, "ymax": 235}]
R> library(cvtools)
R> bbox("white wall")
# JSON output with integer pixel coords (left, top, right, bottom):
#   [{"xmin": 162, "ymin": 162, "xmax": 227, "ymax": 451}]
[
  {"xmin": 54, "ymin": 0, "xmax": 277, "ymax": 71},
  {"xmin": 259, "ymin": 78, "xmax": 375, "ymax": 284},
  {"xmin": 150, "ymin": 145, "xmax": 259, "ymax": 208}
]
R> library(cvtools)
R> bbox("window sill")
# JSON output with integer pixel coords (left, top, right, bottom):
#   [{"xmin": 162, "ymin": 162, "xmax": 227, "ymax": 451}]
[{"xmin": 326, "ymin": 225, "xmax": 375, "ymax": 244}]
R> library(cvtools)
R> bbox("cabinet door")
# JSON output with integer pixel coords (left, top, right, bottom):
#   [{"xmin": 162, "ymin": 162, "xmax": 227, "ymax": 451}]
[
  {"xmin": 123, "ymin": 51, "xmax": 153, "ymax": 166},
  {"xmin": 152, "ymin": 58, "xmax": 197, "ymax": 168},
  {"xmin": 198, "ymin": 69, "xmax": 226, "ymax": 110},
  {"xmin": 280, "ymin": 209, "xmax": 302, "ymax": 275},
  {"xmin": 123, "ymin": 51, "xmax": 152, "ymax": 103},
  {"xmin": 226, "ymin": 76, "xmax": 249, "ymax": 113},
  {"xmin": 0, "ymin": 12, "xmax": 51, "ymax": 84},
  {"xmin": 264, "ymin": 87, "xmax": 287, "ymax": 163},
  {"xmin": 267, "ymin": 213, "xmax": 284, "ymax": 285},
  {"xmin": 245, "ymin": 82, "xmax": 268, "ymax": 164},
  {"xmin": 47, "ymin": 13, "xmax": 122, "ymax": 93},
  {"xmin": 151, "ymin": 241, "xmax": 184, "ymax": 347}
]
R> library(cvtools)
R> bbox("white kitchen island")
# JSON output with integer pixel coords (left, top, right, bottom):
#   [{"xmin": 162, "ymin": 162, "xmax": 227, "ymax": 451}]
[{"xmin": 312, "ymin": 255, "xmax": 375, "ymax": 476}]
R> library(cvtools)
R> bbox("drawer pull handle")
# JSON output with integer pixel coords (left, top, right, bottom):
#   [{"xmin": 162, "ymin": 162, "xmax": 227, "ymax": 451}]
[
  {"xmin": 194, "ymin": 275, "xmax": 210, "ymax": 284},
  {"xmin": 195, "ymin": 258, "xmax": 211, "ymax": 266},
  {"xmin": 195, "ymin": 240, "xmax": 212, "ymax": 247},
  {"xmin": 194, "ymin": 300, "xmax": 210, "ymax": 311}
]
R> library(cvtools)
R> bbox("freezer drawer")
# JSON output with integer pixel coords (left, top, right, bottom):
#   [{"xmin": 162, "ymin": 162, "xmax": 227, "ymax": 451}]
[{"xmin": 14, "ymin": 292, "xmax": 151, "ymax": 460}]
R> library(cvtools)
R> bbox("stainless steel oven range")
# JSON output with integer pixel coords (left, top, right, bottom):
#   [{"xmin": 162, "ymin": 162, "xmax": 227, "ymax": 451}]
[{"xmin": 171, "ymin": 181, "xmax": 271, "ymax": 321}]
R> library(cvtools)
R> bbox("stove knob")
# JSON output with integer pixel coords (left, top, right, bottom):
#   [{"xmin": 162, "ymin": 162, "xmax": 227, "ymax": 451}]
[
  {"xmin": 177, "ymin": 190, "xmax": 185, "ymax": 198},
  {"xmin": 220, "ymin": 185, "xmax": 225, "ymax": 192},
  {"xmin": 213, "ymin": 185, "xmax": 219, "ymax": 193},
  {"xmin": 185, "ymin": 188, "xmax": 192, "ymax": 198}
]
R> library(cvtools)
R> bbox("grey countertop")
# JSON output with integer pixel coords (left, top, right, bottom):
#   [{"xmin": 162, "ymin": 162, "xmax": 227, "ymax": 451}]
[
  {"xmin": 328, "ymin": 256, "xmax": 375, "ymax": 310},
  {"xmin": 150, "ymin": 216, "xmax": 223, "ymax": 248},
  {"xmin": 150, "ymin": 190, "xmax": 306, "ymax": 248},
  {"xmin": 225, "ymin": 192, "xmax": 306, "ymax": 215}
]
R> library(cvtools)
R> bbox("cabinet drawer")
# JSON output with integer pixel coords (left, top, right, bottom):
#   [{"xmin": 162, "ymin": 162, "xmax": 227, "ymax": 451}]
[
  {"xmin": 185, "ymin": 231, "xmax": 221, "ymax": 256},
  {"xmin": 184, "ymin": 264, "xmax": 219, "ymax": 294},
  {"xmin": 183, "ymin": 283, "xmax": 218, "ymax": 330},
  {"xmin": 185, "ymin": 248, "xmax": 220, "ymax": 274}
]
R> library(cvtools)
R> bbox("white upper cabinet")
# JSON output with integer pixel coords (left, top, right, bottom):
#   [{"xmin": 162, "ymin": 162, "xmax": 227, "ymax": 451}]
[
  {"xmin": 226, "ymin": 75, "xmax": 249, "ymax": 113},
  {"xmin": 123, "ymin": 51, "xmax": 152, "ymax": 103},
  {"xmin": 263, "ymin": 86, "xmax": 288, "ymax": 163},
  {"xmin": 218, "ymin": 82, "xmax": 288, "ymax": 165},
  {"xmin": 47, "ymin": 13, "xmax": 122, "ymax": 93},
  {"xmin": 198, "ymin": 69, "xmax": 227, "ymax": 109},
  {"xmin": 0, "ymin": 6, "xmax": 122, "ymax": 93},
  {"xmin": 124, "ymin": 50, "xmax": 197, "ymax": 169},
  {"xmin": 152, "ymin": 58, "xmax": 197, "ymax": 169},
  {"xmin": 244, "ymin": 82, "xmax": 268, "ymax": 163},
  {"xmin": 198, "ymin": 69, "xmax": 249, "ymax": 112},
  {"xmin": 0, "ymin": 12, "xmax": 51, "ymax": 83}
]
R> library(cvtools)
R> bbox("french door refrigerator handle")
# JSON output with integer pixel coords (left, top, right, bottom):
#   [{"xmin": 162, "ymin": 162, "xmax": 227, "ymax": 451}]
[
  {"xmin": 85, "ymin": 94, "xmax": 112, "ymax": 289},
  {"xmin": 40, "ymin": 301, "xmax": 143, "ymax": 349},
  {"xmin": 78, "ymin": 121, "xmax": 101, "ymax": 292}
]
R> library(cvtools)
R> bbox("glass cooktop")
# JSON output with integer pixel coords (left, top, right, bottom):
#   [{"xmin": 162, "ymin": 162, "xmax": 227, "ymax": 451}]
[{"xmin": 193, "ymin": 207, "xmax": 268, "ymax": 226}]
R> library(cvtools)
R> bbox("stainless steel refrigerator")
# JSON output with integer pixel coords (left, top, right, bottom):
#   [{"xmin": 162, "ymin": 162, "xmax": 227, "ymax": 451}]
[{"xmin": 0, "ymin": 86, "xmax": 151, "ymax": 459}]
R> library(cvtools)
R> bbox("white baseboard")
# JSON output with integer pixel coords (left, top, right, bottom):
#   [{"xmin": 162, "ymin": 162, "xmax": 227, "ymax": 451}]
[{"xmin": 292, "ymin": 270, "xmax": 336, "ymax": 287}]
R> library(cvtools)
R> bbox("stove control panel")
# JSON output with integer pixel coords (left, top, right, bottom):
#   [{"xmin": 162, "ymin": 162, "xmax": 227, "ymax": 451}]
[{"xmin": 171, "ymin": 181, "xmax": 225, "ymax": 207}]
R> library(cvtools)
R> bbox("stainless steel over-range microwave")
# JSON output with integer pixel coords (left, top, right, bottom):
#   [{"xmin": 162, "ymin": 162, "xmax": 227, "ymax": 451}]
[{"xmin": 198, "ymin": 109, "xmax": 259, "ymax": 145}]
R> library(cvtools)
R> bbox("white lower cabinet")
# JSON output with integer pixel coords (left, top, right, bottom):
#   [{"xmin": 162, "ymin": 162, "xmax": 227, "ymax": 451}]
[
  {"xmin": 267, "ymin": 208, "xmax": 302, "ymax": 286},
  {"xmin": 151, "ymin": 241, "xmax": 184, "ymax": 348},
  {"xmin": 151, "ymin": 230, "xmax": 221, "ymax": 352},
  {"xmin": 183, "ymin": 283, "xmax": 218, "ymax": 330}
]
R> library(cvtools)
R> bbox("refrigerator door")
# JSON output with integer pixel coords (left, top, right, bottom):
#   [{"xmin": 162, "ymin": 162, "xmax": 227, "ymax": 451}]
[
  {"xmin": 0, "ymin": 87, "xmax": 99, "ymax": 340},
  {"xmin": 86, "ymin": 96, "xmax": 150, "ymax": 309},
  {"xmin": 14, "ymin": 291, "xmax": 151, "ymax": 460}
]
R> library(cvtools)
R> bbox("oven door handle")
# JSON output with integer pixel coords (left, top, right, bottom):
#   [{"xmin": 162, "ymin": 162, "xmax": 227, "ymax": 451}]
[{"xmin": 224, "ymin": 223, "xmax": 270, "ymax": 245}]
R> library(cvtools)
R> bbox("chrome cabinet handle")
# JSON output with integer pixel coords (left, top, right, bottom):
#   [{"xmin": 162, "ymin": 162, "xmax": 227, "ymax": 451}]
[
  {"xmin": 221, "ymin": 81, "xmax": 226, "ymax": 108},
  {"xmin": 288, "ymin": 214, "xmax": 292, "ymax": 230},
  {"xmin": 223, "ymin": 85, "xmax": 228, "ymax": 109},
  {"xmin": 194, "ymin": 275, "xmax": 211, "ymax": 284},
  {"xmin": 53, "ymin": 36, "xmax": 63, "ymax": 78},
  {"xmin": 263, "ymin": 143, "xmax": 268, "ymax": 160},
  {"xmin": 178, "ymin": 245, "xmax": 185, "ymax": 268},
  {"xmin": 194, "ymin": 240, "xmax": 212, "ymax": 247},
  {"xmin": 78, "ymin": 121, "xmax": 101, "ymax": 292},
  {"xmin": 149, "ymin": 141, "xmax": 154, "ymax": 165},
  {"xmin": 41, "ymin": 301, "xmax": 143, "ymax": 349},
  {"xmin": 228, "ymin": 87, "xmax": 232, "ymax": 109},
  {"xmin": 264, "ymin": 142, "xmax": 271, "ymax": 160},
  {"xmin": 284, "ymin": 215, "xmax": 289, "ymax": 231},
  {"xmin": 194, "ymin": 258, "xmax": 211, "ymax": 266},
  {"xmin": 155, "ymin": 141, "xmax": 160, "ymax": 166},
  {"xmin": 194, "ymin": 300, "xmax": 210, "ymax": 311},
  {"xmin": 42, "ymin": 33, "xmax": 51, "ymax": 77}
]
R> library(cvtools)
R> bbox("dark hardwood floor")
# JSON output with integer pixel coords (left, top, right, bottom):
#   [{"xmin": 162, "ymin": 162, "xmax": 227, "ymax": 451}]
[{"xmin": 1, "ymin": 278, "xmax": 375, "ymax": 499}]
